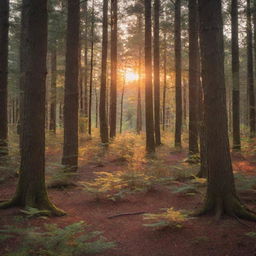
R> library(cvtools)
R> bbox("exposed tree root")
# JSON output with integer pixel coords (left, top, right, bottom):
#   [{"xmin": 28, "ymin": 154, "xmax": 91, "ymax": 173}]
[
  {"xmin": 191, "ymin": 195, "xmax": 256, "ymax": 222},
  {"xmin": 0, "ymin": 197, "xmax": 66, "ymax": 217}
]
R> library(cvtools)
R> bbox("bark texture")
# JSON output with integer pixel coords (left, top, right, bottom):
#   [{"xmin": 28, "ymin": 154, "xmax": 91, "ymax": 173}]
[
  {"xmin": 0, "ymin": 0, "xmax": 64, "ymax": 216},
  {"xmin": 174, "ymin": 0, "xmax": 182, "ymax": 148},
  {"xmin": 198, "ymin": 0, "xmax": 256, "ymax": 220},
  {"xmin": 188, "ymin": 0, "xmax": 199, "ymax": 156},
  {"xmin": 110, "ymin": 0, "xmax": 118, "ymax": 138},
  {"xmin": 144, "ymin": 0, "xmax": 155, "ymax": 153},
  {"xmin": 154, "ymin": 0, "xmax": 161, "ymax": 146},
  {"xmin": 0, "ymin": 0, "xmax": 9, "ymax": 155},
  {"xmin": 62, "ymin": 0, "xmax": 80, "ymax": 170},
  {"xmin": 100, "ymin": 0, "xmax": 109, "ymax": 144},
  {"xmin": 231, "ymin": 0, "xmax": 241, "ymax": 150}
]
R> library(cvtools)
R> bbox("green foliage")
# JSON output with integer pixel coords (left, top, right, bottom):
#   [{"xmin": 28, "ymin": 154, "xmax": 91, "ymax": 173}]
[
  {"xmin": 20, "ymin": 207, "xmax": 51, "ymax": 218},
  {"xmin": 246, "ymin": 232, "xmax": 256, "ymax": 239},
  {"xmin": 143, "ymin": 208, "xmax": 188, "ymax": 230},
  {"xmin": 47, "ymin": 169, "xmax": 78, "ymax": 189},
  {"xmin": 235, "ymin": 173, "xmax": 256, "ymax": 191},
  {"xmin": 81, "ymin": 170, "xmax": 157, "ymax": 201},
  {"xmin": 0, "ymin": 221, "xmax": 115, "ymax": 256}
]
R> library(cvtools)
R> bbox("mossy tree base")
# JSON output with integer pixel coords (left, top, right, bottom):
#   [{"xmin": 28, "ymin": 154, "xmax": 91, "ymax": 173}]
[
  {"xmin": 193, "ymin": 194, "xmax": 256, "ymax": 222},
  {"xmin": 0, "ymin": 195, "xmax": 65, "ymax": 217}
]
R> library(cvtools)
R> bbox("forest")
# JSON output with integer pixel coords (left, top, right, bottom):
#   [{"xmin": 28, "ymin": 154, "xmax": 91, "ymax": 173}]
[{"xmin": 0, "ymin": 0, "xmax": 256, "ymax": 255}]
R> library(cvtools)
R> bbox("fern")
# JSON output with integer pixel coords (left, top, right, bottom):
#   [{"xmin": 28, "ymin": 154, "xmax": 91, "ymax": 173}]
[
  {"xmin": 143, "ymin": 208, "xmax": 188, "ymax": 229},
  {"xmin": 0, "ymin": 221, "xmax": 115, "ymax": 256}
]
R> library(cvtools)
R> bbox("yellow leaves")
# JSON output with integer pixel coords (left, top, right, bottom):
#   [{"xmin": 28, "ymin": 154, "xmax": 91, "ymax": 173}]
[
  {"xmin": 143, "ymin": 208, "xmax": 188, "ymax": 229},
  {"xmin": 80, "ymin": 170, "xmax": 156, "ymax": 200}
]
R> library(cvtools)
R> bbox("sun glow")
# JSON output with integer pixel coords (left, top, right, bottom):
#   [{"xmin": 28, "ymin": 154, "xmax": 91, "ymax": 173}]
[{"xmin": 124, "ymin": 70, "xmax": 139, "ymax": 82}]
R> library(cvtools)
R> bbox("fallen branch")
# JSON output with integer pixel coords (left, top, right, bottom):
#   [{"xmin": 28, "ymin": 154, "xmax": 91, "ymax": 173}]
[{"xmin": 108, "ymin": 211, "xmax": 147, "ymax": 219}]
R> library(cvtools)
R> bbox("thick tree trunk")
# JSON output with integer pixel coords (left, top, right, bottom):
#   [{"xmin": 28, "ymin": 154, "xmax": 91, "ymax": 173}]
[
  {"xmin": 144, "ymin": 0, "xmax": 155, "ymax": 153},
  {"xmin": 0, "ymin": 0, "xmax": 64, "ymax": 216},
  {"xmin": 174, "ymin": 0, "xmax": 182, "ymax": 148},
  {"xmin": 197, "ymin": 0, "xmax": 256, "ymax": 221},
  {"xmin": 154, "ymin": 0, "xmax": 161, "ymax": 146},
  {"xmin": 99, "ymin": 0, "xmax": 109, "ymax": 144},
  {"xmin": 188, "ymin": 0, "xmax": 199, "ymax": 157},
  {"xmin": 62, "ymin": 0, "xmax": 80, "ymax": 170},
  {"xmin": 247, "ymin": 0, "xmax": 255, "ymax": 137},
  {"xmin": 49, "ymin": 45, "xmax": 57, "ymax": 133},
  {"xmin": 0, "ymin": 0, "xmax": 9, "ymax": 156},
  {"xmin": 110, "ymin": 0, "xmax": 118, "ymax": 138}
]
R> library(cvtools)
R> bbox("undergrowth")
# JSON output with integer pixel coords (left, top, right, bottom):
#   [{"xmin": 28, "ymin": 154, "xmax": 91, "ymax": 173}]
[
  {"xmin": 0, "ymin": 221, "xmax": 115, "ymax": 256},
  {"xmin": 143, "ymin": 208, "xmax": 188, "ymax": 230}
]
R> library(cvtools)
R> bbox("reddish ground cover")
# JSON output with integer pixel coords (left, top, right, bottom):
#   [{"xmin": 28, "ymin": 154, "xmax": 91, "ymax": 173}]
[{"xmin": 0, "ymin": 149, "xmax": 256, "ymax": 256}]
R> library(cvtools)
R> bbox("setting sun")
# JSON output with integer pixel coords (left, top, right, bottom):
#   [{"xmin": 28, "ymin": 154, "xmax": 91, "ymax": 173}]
[{"xmin": 124, "ymin": 70, "xmax": 139, "ymax": 82}]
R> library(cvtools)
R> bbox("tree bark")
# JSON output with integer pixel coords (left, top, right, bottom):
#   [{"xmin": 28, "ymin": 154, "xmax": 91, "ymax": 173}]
[
  {"xmin": 0, "ymin": 0, "xmax": 64, "ymax": 216},
  {"xmin": 163, "ymin": 32, "xmax": 167, "ymax": 132},
  {"xmin": 197, "ymin": 0, "xmax": 256, "ymax": 220},
  {"xmin": 154, "ymin": 0, "xmax": 161, "ymax": 146},
  {"xmin": 62, "ymin": 0, "xmax": 80, "ymax": 171},
  {"xmin": 49, "ymin": 44, "xmax": 57, "ymax": 133},
  {"xmin": 144, "ymin": 0, "xmax": 155, "ymax": 153},
  {"xmin": 247, "ymin": 0, "xmax": 255, "ymax": 138},
  {"xmin": 174, "ymin": 0, "xmax": 182, "ymax": 148},
  {"xmin": 188, "ymin": 0, "xmax": 199, "ymax": 156},
  {"xmin": 0, "ymin": 0, "xmax": 9, "ymax": 156},
  {"xmin": 88, "ymin": 0, "xmax": 95, "ymax": 136},
  {"xmin": 231, "ymin": 0, "xmax": 241, "ymax": 150},
  {"xmin": 110, "ymin": 0, "xmax": 118, "ymax": 138},
  {"xmin": 100, "ymin": 0, "xmax": 109, "ymax": 144}
]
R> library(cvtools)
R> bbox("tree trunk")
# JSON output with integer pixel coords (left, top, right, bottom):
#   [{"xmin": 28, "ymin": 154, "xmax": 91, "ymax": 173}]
[
  {"xmin": 110, "ymin": 0, "xmax": 118, "ymax": 138},
  {"xmin": 144, "ymin": 0, "xmax": 155, "ymax": 153},
  {"xmin": 136, "ymin": 14, "xmax": 143, "ymax": 134},
  {"xmin": 120, "ymin": 76, "xmax": 125, "ymax": 134},
  {"xmin": 197, "ymin": 0, "xmax": 256, "ymax": 221},
  {"xmin": 0, "ymin": 0, "xmax": 64, "ymax": 216},
  {"xmin": 62, "ymin": 0, "xmax": 80, "ymax": 171},
  {"xmin": 174, "ymin": 0, "xmax": 182, "ymax": 148},
  {"xmin": 188, "ymin": 0, "xmax": 199, "ymax": 156},
  {"xmin": 49, "ymin": 44, "xmax": 57, "ymax": 133},
  {"xmin": 231, "ymin": 0, "xmax": 241, "ymax": 150},
  {"xmin": 100, "ymin": 0, "xmax": 109, "ymax": 144},
  {"xmin": 247, "ymin": 0, "xmax": 255, "ymax": 138},
  {"xmin": 163, "ymin": 32, "xmax": 167, "ymax": 132},
  {"xmin": 154, "ymin": 0, "xmax": 161, "ymax": 146},
  {"xmin": 88, "ymin": 0, "xmax": 95, "ymax": 136},
  {"xmin": 0, "ymin": 0, "xmax": 9, "ymax": 156}
]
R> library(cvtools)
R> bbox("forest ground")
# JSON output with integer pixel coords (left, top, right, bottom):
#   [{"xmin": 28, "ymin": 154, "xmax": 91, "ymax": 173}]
[{"xmin": 0, "ymin": 131, "xmax": 256, "ymax": 256}]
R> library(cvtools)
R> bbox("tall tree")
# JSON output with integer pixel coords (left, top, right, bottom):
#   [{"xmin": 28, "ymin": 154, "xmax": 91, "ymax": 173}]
[
  {"xmin": 247, "ymin": 0, "xmax": 255, "ymax": 137},
  {"xmin": 174, "ymin": 0, "xmax": 182, "ymax": 148},
  {"xmin": 231, "ymin": 0, "xmax": 241, "ymax": 150},
  {"xmin": 188, "ymin": 0, "xmax": 199, "ymax": 157},
  {"xmin": 83, "ymin": 0, "xmax": 88, "ymax": 122},
  {"xmin": 154, "ymin": 0, "xmax": 161, "ymax": 146},
  {"xmin": 100, "ymin": 0, "xmax": 109, "ymax": 144},
  {"xmin": 49, "ymin": 44, "xmax": 57, "ymax": 133},
  {"xmin": 0, "ymin": 0, "xmax": 9, "ymax": 156},
  {"xmin": 144, "ymin": 0, "xmax": 155, "ymax": 153},
  {"xmin": 197, "ymin": 0, "xmax": 256, "ymax": 220},
  {"xmin": 88, "ymin": 0, "xmax": 95, "ymax": 135},
  {"xmin": 0, "ymin": 0, "xmax": 64, "ymax": 215},
  {"xmin": 110, "ymin": 0, "xmax": 118, "ymax": 138},
  {"xmin": 62, "ymin": 0, "xmax": 80, "ymax": 170}
]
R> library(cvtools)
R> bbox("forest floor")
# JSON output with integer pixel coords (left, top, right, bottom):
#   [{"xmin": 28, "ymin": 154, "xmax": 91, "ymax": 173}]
[{"xmin": 0, "ymin": 132, "xmax": 256, "ymax": 256}]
